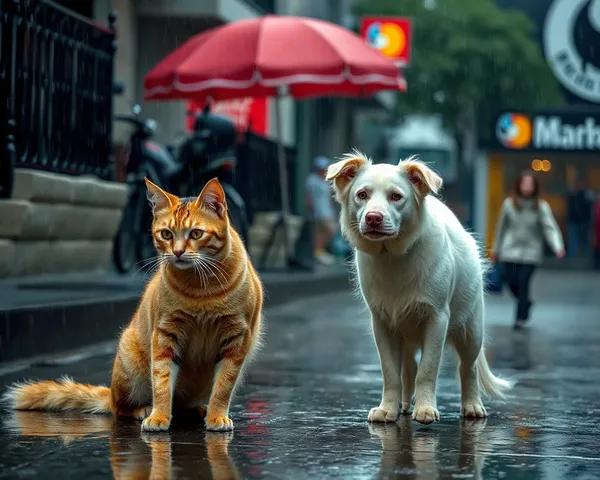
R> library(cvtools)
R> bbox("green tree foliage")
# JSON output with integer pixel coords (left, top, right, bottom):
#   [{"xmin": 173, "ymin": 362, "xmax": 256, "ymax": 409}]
[{"xmin": 354, "ymin": 0, "xmax": 562, "ymax": 139}]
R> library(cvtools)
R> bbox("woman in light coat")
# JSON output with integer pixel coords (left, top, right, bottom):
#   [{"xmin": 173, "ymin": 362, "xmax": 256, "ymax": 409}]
[{"xmin": 491, "ymin": 170, "xmax": 565, "ymax": 329}]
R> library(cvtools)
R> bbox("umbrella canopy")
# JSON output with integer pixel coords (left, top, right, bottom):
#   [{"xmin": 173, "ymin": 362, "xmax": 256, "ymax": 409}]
[{"xmin": 144, "ymin": 15, "xmax": 407, "ymax": 101}]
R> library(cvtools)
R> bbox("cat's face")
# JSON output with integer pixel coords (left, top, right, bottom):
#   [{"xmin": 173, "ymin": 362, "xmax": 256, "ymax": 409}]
[{"xmin": 145, "ymin": 178, "xmax": 229, "ymax": 270}]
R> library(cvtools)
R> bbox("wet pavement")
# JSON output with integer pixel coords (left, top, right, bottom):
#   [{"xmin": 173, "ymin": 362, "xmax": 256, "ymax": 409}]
[{"xmin": 1, "ymin": 270, "xmax": 599, "ymax": 479}]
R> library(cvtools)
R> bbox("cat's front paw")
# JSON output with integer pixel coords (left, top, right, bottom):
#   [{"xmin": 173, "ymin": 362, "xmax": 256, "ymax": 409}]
[
  {"xmin": 206, "ymin": 414, "xmax": 233, "ymax": 431},
  {"xmin": 141, "ymin": 413, "xmax": 171, "ymax": 432}
]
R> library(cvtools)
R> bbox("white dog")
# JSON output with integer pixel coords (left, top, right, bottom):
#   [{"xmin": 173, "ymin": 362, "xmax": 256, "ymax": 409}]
[{"xmin": 327, "ymin": 151, "xmax": 512, "ymax": 424}]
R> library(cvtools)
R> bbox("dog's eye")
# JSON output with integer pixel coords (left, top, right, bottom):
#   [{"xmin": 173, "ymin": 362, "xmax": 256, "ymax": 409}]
[
  {"xmin": 357, "ymin": 191, "xmax": 368, "ymax": 200},
  {"xmin": 390, "ymin": 192, "xmax": 403, "ymax": 202}
]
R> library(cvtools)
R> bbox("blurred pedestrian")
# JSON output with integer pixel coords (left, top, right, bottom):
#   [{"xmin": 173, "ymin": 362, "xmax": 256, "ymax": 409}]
[
  {"xmin": 491, "ymin": 170, "xmax": 565, "ymax": 329},
  {"xmin": 305, "ymin": 156, "xmax": 338, "ymax": 265},
  {"xmin": 566, "ymin": 177, "xmax": 593, "ymax": 258},
  {"xmin": 593, "ymin": 193, "xmax": 600, "ymax": 270}
]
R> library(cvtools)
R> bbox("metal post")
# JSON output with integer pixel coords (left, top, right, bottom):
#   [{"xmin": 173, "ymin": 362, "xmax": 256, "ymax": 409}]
[
  {"xmin": 1, "ymin": 0, "xmax": 20, "ymax": 199},
  {"xmin": 105, "ymin": 10, "xmax": 118, "ymax": 181},
  {"xmin": 275, "ymin": 96, "xmax": 291, "ymax": 266}
]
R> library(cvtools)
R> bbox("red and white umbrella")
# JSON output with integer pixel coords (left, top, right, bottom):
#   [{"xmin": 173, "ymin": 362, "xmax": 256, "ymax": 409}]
[
  {"xmin": 144, "ymin": 15, "xmax": 406, "ymax": 101},
  {"xmin": 144, "ymin": 15, "xmax": 407, "ymax": 267}
]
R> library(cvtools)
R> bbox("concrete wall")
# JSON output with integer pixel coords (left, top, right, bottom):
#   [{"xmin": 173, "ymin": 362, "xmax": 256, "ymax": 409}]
[{"xmin": 0, "ymin": 170, "xmax": 127, "ymax": 277}]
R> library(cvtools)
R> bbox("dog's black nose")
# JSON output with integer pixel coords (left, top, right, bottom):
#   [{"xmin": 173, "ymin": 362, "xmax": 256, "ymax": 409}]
[{"xmin": 365, "ymin": 211, "xmax": 383, "ymax": 226}]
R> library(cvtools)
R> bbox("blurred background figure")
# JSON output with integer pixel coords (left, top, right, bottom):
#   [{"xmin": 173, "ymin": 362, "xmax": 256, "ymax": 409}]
[
  {"xmin": 305, "ymin": 156, "xmax": 338, "ymax": 266},
  {"xmin": 491, "ymin": 171, "xmax": 565, "ymax": 330},
  {"xmin": 566, "ymin": 178, "xmax": 594, "ymax": 259},
  {"xmin": 594, "ymin": 192, "xmax": 600, "ymax": 270}
]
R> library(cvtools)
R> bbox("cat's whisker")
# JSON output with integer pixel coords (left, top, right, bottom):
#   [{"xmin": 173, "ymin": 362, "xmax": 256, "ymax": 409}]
[
  {"xmin": 193, "ymin": 257, "xmax": 209, "ymax": 288},
  {"xmin": 201, "ymin": 256, "xmax": 228, "ymax": 283},
  {"xmin": 191, "ymin": 257, "xmax": 202, "ymax": 284},
  {"xmin": 198, "ymin": 257, "xmax": 226, "ymax": 292},
  {"xmin": 134, "ymin": 255, "xmax": 163, "ymax": 278},
  {"xmin": 135, "ymin": 255, "xmax": 159, "ymax": 272}
]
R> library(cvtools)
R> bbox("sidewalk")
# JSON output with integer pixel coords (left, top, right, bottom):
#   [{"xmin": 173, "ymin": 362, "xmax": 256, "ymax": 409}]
[
  {"xmin": 2, "ymin": 270, "xmax": 599, "ymax": 478},
  {"xmin": 0, "ymin": 264, "xmax": 350, "ymax": 364}
]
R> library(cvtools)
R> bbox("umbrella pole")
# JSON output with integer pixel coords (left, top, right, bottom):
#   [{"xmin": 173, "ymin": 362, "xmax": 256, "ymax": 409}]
[{"xmin": 274, "ymin": 96, "xmax": 291, "ymax": 268}]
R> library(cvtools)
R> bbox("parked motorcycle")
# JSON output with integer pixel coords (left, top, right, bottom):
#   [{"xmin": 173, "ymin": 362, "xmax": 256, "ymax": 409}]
[
  {"xmin": 171, "ymin": 107, "xmax": 249, "ymax": 248},
  {"xmin": 113, "ymin": 104, "xmax": 179, "ymax": 273}
]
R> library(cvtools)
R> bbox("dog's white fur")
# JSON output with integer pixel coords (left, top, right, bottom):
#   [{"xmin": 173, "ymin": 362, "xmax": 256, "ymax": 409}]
[{"xmin": 327, "ymin": 150, "xmax": 512, "ymax": 425}]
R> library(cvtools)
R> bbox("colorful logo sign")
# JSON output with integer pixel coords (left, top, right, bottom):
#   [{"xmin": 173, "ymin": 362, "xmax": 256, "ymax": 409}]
[
  {"xmin": 544, "ymin": 0, "xmax": 600, "ymax": 104},
  {"xmin": 493, "ymin": 111, "xmax": 600, "ymax": 151},
  {"xmin": 360, "ymin": 17, "xmax": 412, "ymax": 66},
  {"xmin": 496, "ymin": 113, "xmax": 532, "ymax": 149}
]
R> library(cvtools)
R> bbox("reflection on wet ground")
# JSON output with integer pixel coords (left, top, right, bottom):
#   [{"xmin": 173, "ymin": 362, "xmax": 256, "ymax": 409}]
[
  {"xmin": 1, "ymin": 271, "xmax": 600, "ymax": 479},
  {"xmin": 3, "ymin": 411, "xmax": 240, "ymax": 479}
]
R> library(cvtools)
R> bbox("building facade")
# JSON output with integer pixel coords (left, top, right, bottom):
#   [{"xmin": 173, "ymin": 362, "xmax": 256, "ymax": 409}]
[{"xmin": 477, "ymin": 0, "xmax": 600, "ymax": 263}]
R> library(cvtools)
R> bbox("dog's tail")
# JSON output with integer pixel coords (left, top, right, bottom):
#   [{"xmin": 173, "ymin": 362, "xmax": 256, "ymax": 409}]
[
  {"xmin": 1, "ymin": 376, "xmax": 112, "ymax": 414},
  {"xmin": 476, "ymin": 350, "xmax": 514, "ymax": 399}
]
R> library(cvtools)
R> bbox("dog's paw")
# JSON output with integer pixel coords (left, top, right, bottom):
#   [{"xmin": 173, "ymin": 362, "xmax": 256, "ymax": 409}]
[
  {"xmin": 461, "ymin": 402, "xmax": 487, "ymax": 419},
  {"xmin": 368, "ymin": 406, "xmax": 399, "ymax": 423},
  {"xmin": 206, "ymin": 415, "xmax": 234, "ymax": 431},
  {"xmin": 133, "ymin": 405, "xmax": 153, "ymax": 421},
  {"xmin": 401, "ymin": 402, "xmax": 412, "ymax": 414},
  {"xmin": 412, "ymin": 405, "xmax": 439, "ymax": 425},
  {"xmin": 141, "ymin": 413, "xmax": 171, "ymax": 432}
]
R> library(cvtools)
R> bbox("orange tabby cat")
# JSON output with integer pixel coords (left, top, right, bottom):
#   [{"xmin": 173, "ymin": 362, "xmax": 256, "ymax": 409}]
[{"xmin": 3, "ymin": 178, "xmax": 263, "ymax": 432}]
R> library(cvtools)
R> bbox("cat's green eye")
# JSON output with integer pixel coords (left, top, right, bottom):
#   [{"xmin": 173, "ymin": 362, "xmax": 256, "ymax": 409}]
[
  {"xmin": 160, "ymin": 229, "xmax": 173, "ymax": 240},
  {"xmin": 190, "ymin": 229, "xmax": 204, "ymax": 240}
]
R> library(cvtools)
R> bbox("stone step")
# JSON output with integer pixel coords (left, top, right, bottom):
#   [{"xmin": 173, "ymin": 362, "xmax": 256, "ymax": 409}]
[{"xmin": 0, "ymin": 169, "xmax": 127, "ymax": 278}]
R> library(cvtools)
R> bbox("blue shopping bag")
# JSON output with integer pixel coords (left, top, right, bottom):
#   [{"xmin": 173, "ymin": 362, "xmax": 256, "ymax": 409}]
[{"xmin": 486, "ymin": 262, "xmax": 503, "ymax": 293}]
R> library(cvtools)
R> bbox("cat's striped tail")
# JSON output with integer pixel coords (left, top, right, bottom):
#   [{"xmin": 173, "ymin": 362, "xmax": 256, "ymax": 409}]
[{"xmin": 2, "ymin": 376, "xmax": 112, "ymax": 414}]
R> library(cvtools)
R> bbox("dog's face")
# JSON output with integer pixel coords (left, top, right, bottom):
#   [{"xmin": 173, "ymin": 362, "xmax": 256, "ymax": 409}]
[{"xmin": 327, "ymin": 151, "xmax": 442, "ymax": 254}]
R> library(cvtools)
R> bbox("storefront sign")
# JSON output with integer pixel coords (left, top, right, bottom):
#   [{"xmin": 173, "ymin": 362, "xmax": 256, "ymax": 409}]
[
  {"xmin": 493, "ymin": 111, "xmax": 600, "ymax": 151},
  {"xmin": 543, "ymin": 0, "xmax": 600, "ymax": 104},
  {"xmin": 186, "ymin": 97, "xmax": 269, "ymax": 136},
  {"xmin": 360, "ymin": 16, "xmax": 412, "ymax": 66}
]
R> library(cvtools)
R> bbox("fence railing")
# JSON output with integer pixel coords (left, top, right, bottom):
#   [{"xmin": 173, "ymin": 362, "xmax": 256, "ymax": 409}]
[
  {"xmin": 0, "ymin": 0, "xmax": 117, "ymax": 198},
  {"xmin": 235, "ymin": 131, "xmax": 297, "ymax": 223}
]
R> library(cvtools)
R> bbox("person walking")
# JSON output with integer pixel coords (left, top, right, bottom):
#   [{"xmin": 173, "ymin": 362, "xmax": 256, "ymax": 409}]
[
  {"xmin": 566, "ymin": 178, "xmax": 593, "ymax": 258},
  {"xmin": 305, "ymin": 156, "xmax": 338, "ymax": 265},
  {"xmin": 491, "ymin": 170, "xmax": 565, "ymax": 329},
  {"xmin": 593, "ymin": 193, "xmax": 600, "ymax": 270}
]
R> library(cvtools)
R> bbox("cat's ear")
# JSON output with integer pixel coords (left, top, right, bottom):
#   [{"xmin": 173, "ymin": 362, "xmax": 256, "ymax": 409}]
[
  {"xmin": 195, "ymin": 178, "xmax": 227, "ymax": 218},
  {"xmin": 145, "ymin": 178, "xmax": 178, "ymax": 214}
]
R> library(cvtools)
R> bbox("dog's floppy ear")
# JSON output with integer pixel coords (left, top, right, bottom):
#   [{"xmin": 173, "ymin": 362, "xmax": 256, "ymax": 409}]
[
  {"xmin": 399, "ymin": 156, "xmax": 443, "ymax": 197},
  {"xmin": 326, "ymin": 150, "xmax": 369, "ymax": 198}
]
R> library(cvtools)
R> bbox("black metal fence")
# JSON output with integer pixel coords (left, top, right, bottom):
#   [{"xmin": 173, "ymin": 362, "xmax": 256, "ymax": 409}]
[
  {"xmin": 0, "ymin": 0, "xmax": 117, "ymax": 198},
  {"xmin": 235, "ymin": 131, "xmax": 297, "ymax": 223}
]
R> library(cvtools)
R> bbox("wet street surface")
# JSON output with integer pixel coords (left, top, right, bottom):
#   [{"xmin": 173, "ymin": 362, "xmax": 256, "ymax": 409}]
[{"xmin": 1, "ymin": 270, "xmax": 599, "ymax": 479}]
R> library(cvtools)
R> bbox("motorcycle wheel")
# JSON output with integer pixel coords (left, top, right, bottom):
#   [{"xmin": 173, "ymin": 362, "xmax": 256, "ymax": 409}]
[{"xmin": 113, "ymin": 197, "xmax": 138, "ymax": 274}]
